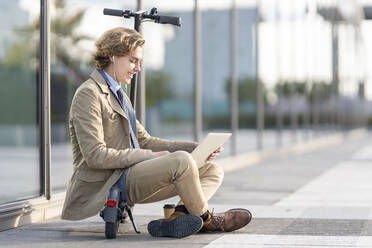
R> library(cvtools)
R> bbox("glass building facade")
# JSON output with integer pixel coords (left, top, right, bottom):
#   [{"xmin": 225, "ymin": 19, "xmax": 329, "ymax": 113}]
[
  {"xmin": 0, "ymin": 0, "xmax": 40, "ymax": 205},
  {"xmin": 0, "ymin": 0, "xmax": 370, "ymax": 230}
]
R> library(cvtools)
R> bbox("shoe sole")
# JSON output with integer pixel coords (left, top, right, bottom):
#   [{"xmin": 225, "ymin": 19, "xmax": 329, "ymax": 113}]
[{"xmin": 147, "ymin": 214, "xmax": 203, "ymax": 238}]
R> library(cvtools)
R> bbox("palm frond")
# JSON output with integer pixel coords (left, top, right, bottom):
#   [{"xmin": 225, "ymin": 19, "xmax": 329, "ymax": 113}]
[
  {"xmin": 71, "ymin": 34, "xmax": 93, "ymax": 44},
  {"xmin": 54, "ymin": 0, "xmax": 66, "ymax": 10}
]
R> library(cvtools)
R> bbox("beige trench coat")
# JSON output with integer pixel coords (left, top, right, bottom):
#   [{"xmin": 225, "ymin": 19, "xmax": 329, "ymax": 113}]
[{"xmin": 61, "ymin": 69, "xmax": 197, "ymax": 220}]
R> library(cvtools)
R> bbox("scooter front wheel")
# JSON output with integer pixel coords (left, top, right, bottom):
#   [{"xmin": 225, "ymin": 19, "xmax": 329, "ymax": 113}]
[{"xmin": 105, "ymin": 220, "xmax": 120, "ymax": 239}]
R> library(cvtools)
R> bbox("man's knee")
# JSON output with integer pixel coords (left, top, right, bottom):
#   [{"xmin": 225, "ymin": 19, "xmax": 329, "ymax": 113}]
[
  {"xmin": 169, "ymin": 151, "xmax": 198, "ymax": 177},
  {"xmin": 171, "ymin": 151, "xmax": 195, "ymax": 164},
  {"xmin": 205, "ymin": 162, "xmax": 224, "ymax": 184}
]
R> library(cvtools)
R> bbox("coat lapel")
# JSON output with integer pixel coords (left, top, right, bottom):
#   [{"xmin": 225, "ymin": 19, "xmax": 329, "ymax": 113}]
[
  {"xmin": 107, "ymin": 92, "xmax": 128, "ymax": 119},
  {"xmin": 90, "ymin": 69, "xmax": 128, "ymax": 120}
]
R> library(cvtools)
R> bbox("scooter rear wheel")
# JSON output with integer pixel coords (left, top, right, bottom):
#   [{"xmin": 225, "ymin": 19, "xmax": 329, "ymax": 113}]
[{"xmin": 105, "ymin": 220, "xmax": 120, "ymax": 239}]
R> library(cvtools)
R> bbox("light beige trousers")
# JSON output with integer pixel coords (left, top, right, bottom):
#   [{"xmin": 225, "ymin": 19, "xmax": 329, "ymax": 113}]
[{"xmin": 125, "ymin": 151, "xmax": 224, "ymax": 216}]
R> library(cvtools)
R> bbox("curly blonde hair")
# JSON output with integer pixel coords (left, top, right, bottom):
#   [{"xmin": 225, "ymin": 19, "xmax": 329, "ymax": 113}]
[{"xmin": 93, "ymin": 27, "xmax": 145, "ymax": 69}]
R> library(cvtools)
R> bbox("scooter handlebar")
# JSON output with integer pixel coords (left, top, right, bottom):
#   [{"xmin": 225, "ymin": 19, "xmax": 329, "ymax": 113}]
[
  {"xmin": 155, "ymin": 15, "xmax": 181, "ymax": 26},
  {"xmin": 103, "ymin": 8, "xmax": 124, "ymax": 17},
  {"xmin": 103, "ymin": 8, "xmax": 181, "ymax": 26}
]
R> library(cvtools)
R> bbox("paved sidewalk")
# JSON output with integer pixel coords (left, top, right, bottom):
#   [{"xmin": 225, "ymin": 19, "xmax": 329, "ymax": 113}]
[{"xmin": 1, "ymin": 131, "xmax": 372, "ymax": 247}]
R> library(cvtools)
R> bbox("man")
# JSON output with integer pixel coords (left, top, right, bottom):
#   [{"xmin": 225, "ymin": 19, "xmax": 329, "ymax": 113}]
[{"xmin": 61, "ymin": 27, "xmax": 251, "ymax": 238}]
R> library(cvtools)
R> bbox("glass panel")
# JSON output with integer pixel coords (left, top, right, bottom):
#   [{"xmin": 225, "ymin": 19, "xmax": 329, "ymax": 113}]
[
  {"xmin": 260, "ymin": 0, "xmax": 279, "ymax": 150},
  {"xmin": 235, "ymin": 1, "xmax": 257, "ymax": 153},
  {"xmin": 50, "ymin": 0, "xmax": 136, "ymax": 192},
  {"xmin": 142, "ymin": 0, "xmax": 195, "ymax": 141},
  {"xmin": 0, "ymin": 0, "xmax": 40, "ymax": 204},
  {"xmin": 199, "ymin": 1, "xmax": 232, "ymax": 157}
]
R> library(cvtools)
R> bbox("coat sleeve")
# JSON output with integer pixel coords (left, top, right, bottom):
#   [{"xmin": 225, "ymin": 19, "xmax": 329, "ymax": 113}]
[
  {"xmin": 70, "ymin": 86, "xmax": 154, "ymax": 170},
  {"xmin": 136, "ymin": 120, "xmax": 198, "ymax": 153}
]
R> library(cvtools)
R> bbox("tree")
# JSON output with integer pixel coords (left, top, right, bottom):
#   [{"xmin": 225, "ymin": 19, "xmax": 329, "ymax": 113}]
[
  {"xmin": 274, "ymin": 80, "xmax": 332, "ymax": 102},
  {"xmin": 225, "ymin": 77, "xmax": 268, "ymax": 103},
  {"xmin": 274, "ymin": 80, "xmax": 307, "ymax": 97},
  {"xmin": 5, "ymin": 0, "xmax": 91, "ymax": 82},
  {"xmin": 145, "ymin": 70, "xmax": 174, "ymax": 107}
]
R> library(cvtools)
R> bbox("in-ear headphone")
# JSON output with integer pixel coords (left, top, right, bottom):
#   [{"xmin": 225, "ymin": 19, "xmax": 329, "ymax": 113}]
[{"xmin": 112, "ymin": 56, "xmax": 115, "ymax": 64}]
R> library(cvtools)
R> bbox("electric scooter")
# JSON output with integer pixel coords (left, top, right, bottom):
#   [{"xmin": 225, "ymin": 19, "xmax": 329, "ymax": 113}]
[
  {"xmin": 100, "ymin": 7, "xmax": 181, "ymax": 239},
  {"xmin": 99, "ymin": 184, "xmax": 131, "ymax": 239}
]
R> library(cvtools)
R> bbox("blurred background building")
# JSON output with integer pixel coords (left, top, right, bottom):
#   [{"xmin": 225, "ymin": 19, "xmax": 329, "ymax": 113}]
[{"xmin": 1, "ymin": 0, "xmax": 372, "ymax": 230}]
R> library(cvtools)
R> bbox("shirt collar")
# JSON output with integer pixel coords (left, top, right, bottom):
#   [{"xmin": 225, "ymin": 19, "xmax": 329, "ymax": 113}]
[{"xmin": 103, "ymin": 70, "xmax": 121, "ymax": 93}]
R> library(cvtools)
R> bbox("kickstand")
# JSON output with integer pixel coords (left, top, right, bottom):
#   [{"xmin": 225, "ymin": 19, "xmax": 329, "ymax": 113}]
[{"xmin": 125, "ymin": 205, "xmax": 140, "ymax": 234}]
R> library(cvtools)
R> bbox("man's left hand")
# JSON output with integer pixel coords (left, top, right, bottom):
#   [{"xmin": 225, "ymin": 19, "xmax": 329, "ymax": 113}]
[{"xmin": 207, "ymin": 146, "xmax": 223, "ymax": 161}]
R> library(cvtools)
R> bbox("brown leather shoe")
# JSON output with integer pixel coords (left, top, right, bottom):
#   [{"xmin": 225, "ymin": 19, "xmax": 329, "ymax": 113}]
[
  {"xmin": 148, "ymin": 210, "xmax": 203, "ymax": 238},
  {"xmin": 201, "ymin": 208, "xmax": 252, "ymax": 232}
]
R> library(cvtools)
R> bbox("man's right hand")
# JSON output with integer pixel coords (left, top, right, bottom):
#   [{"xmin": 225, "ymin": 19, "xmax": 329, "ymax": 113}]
[{"xmin": 152, "ymin": 151, "xmax": 170, "ymax": 158}]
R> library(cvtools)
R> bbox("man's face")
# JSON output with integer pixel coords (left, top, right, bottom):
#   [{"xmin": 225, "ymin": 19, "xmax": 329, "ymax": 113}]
[{"xmin": 113, "ymin": 46, "xmax": 143, "ymax": 85}]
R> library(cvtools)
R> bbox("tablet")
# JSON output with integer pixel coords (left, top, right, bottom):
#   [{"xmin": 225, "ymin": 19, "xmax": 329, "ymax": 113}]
[{"xmin": 191, "ymin": 132, "xmax": 231, "ymax": 167}]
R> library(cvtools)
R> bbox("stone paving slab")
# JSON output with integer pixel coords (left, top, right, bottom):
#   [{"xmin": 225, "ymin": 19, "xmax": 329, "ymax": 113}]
[
  {"xmin": 204, "ymin": 234, "xmax": 372, "ymax": 248},
  {"xmin": 1, "ymin": 131, "xmax": 372, "ymax": 248}
]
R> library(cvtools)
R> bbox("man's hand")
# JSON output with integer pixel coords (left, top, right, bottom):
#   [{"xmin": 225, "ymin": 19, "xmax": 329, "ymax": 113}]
[
  {"xmin": 207, "ymin": 146, "xmax": 223, "ymax": 161},
  {"xmin": 152, "ymin": 151, "xmax": 170, "ymax": 158}
]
